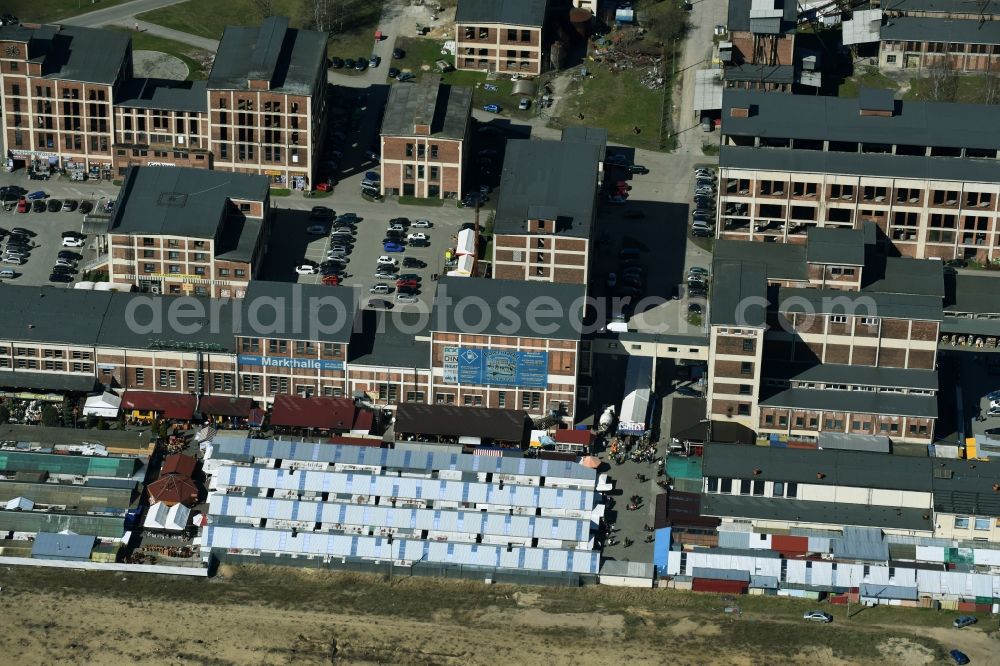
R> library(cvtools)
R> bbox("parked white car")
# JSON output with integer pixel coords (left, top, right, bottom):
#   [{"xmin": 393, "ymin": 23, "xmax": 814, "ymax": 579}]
[
  {"xmin": 295, "ymin": 264, "xmax": 319, "ymax": 274},
  {"xmin": 61, "ymin": 237, "xmax": 85, "ymax": 248},
  {"xmin": 406, "ymin": 232, "xmax": 428, "ymax": 242},
  {"xmin": 412, "ymin": 219, "xmax": 432, "ymax": 228},
  {"xmin": 376, "ymin": 255, "xmax": 398, "ymax": 267}
]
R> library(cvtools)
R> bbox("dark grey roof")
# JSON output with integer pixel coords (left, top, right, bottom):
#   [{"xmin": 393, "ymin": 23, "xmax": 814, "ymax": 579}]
[
  {"xmin": 945, "ymin": 273, "xmax": 1000, "ymax": 315},
  {"xmin": 208, "ymin": 17, "xmax": 327, "ymax": 95},
  {"xmin": 722, "ymin": 89, "xmax": 1000, "ymax": 150},
  {"xmin": 806, "ymin": 227, "xmax": 865, "ymax": 266},
  {"xmin": 349, "ymin": 311, "xmax": 431, "ymax": 369},
  {"xmin": 710, "ymin": 260, "xmax": 768, "ymax": 327},
  {"xmin": 215, "ymin": 216, "xmax": 264, "ymax": 263},
  {"xmin": 775, "ymin": 286, "xmax": 943, "ymax": 321},
  {"xmin": 96, "ymin": 292, "xmax": 236, "ymax": 352},
  {"xmin": 494, "ymin": 138, "xmax": 601, "ymax": 239},
  {"xmin": 0, "ymin": 285, "xmax": 112, "ymax": 346},
  {"xmin": 241, "ymin": 282, "xmax": 358, "ymax": 343},
  {"xmin": 932, "ymin": 458, "xmax": 1000, "ymax": 516},
  {"xmin": 116, "ymin": 78, "xmax": 208, "ymax": 113},
  {"xmin": 727, "ymin": 0, "xmax": 797, "ymax": 33},
  {"xmin": 881, "ymin": 0, "xmax": 1000, "ymax": 14},
  {"xmin": 0, "ymin": 371, "xmax": 98, "ymax": 393},
  {"xmin": 725, "ymin": 63, "xmax": 795, "ymax": 84},
  {"xmin": 0, "ymin": 24, "xmax": 130, "ymax": 85},
  {"xmin": 881, "ymin": 16, "xmax": 1000, "ymax": 44},
  {"xmin": 863, "ymin": 256, "xmax": 945, "ymax": 298},
  {"xmin": 560, "ymin": 126, "xmax": 608, "ymax": 152},
  {"xmin": 713, "ymin": 240, "xmax": 808, "ymax": 281},
  {"xmin": 817, "ymin": 432, "xmax": 891, "ymax": 453},
  {"xmin": 767, "ymin": 362, "xmax": 939, "ymax": 390},
  {"xmin": 859, "ymin": 87, "xmax": 895, "ymax": 112},
  {"xmin": 432, "ymin": 277, "xmax": 585, "ymax": 339},
  {"xmin": 703, "ymin": 443, "xmax": 932, "ymax": 491},
  {"xmin": 720, "ymin": 145, "xmax": 1000, "ymax": 184},
  {"xmin": 109, "ymin": 166, "xmax": 269, "ymax": 238},
  {"xmin": 759, "ymin": 386, "xmax": 939, "ymax": 417},
  {"xmin": 701, "ymin": 493, "xmax": 933, "ymax": 531},
  {"xmin": 380, "ymin": 77, "xmax": 472, "ymax": 140},
  {"xmin": 455, "ymin": 0, "xmax": 548, "ymax": 26},
  {"xmin": 617, "ymin": 332, "xmax": 709, "ymax": 347}
]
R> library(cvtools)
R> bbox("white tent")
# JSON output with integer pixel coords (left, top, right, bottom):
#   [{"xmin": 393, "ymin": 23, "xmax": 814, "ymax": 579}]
[
  {"xmin": 83, "ymin": 392, "xmax": 121, "ymax": 418},
  {"xmin": 144, "ymin": 501, "xmax": 191, "ymax": 532},
  {"xmin": 5, "ymin": 496, "xmax": 33, "ymax": 511},
  {"xmin": 456, "ymin": 228, "xmax": 476, "ymax": 256},
  {"xmin": 446, "ymin": 253, "xmax": 475, "ymax": 277}
]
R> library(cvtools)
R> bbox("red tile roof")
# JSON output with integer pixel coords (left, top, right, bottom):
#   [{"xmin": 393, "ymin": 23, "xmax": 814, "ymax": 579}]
[{"xmin": 270, "ymin": 394, "xmax": 356, "ymax": 430}]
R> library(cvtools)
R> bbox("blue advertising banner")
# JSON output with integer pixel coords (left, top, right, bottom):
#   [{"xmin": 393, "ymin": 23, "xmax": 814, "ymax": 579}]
[
  {"xmin": 238, "ymin": 355, "xmax": 345, "ymax": 371},
  {"xmin": 455, "ymin": 348, "xmax": 548, "ymax": 388}
]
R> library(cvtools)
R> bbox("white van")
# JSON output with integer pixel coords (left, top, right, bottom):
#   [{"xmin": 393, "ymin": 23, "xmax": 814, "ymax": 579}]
[
  {"xmin": 0, "ymin": 268, "xmax": 15, "ymax": 278},
  {"xmin": 2, "ymin": 257, "xmax": 23, "ymax": 265}
]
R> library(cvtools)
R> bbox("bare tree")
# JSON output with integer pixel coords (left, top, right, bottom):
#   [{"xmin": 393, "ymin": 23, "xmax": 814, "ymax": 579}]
[
  {"xmin": 984, "ymin": 72, "xmax": 1000, "ymax": 105},
  {"xmin": 251, "ymin": 0, "xmax": 276, "ymax": 20},
  {"xmin": 926, "ymin": 58, "xmax": 958, "ymax": 102}
]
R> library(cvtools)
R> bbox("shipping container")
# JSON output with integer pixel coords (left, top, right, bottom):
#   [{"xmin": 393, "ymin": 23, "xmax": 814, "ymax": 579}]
[
  {"xmin": 958, "ymin": 601, "xmax": 978, "ymax": 612},
  {"xmin": 692, "ymin": 578, "xmax": 748, "ymax": 594},
  {"xmin": 771, "ymin": 534, "xmax": 809, "ymax": 554}
]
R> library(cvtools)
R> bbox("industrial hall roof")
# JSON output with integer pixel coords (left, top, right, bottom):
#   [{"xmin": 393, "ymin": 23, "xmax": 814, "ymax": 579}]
[
  {"xmin": 380, "ymin": 75, "xmax": 472, "ymax": 140},
  {"xmin": 0, "ymin": 24, "xmax": 130, "ymax": 85},
  {"xmin": 269, "ymin": 394, "xmax": 357, "ymax": 431},
  {"xmin": 455, "ymin": 0, "xmax": 548, "ymax": 26}
]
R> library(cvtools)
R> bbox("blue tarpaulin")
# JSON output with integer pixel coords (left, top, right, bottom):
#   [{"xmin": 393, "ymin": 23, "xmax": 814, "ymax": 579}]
[{"xmin": 653, "ymin": 526, "xmax": 671, "ymax": 575}]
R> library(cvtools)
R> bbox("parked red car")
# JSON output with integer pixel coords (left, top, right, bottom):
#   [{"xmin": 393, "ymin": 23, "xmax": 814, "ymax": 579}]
[
  {"xmin": 395, "ymin": 278, "xmax": 418, "ymax": 290},
  {"xmin": 16, "ymin": 197, "xmax": 28, "ymax": 213},
  {"xmin": 314, "ymin": 182, "xmax": 333, "ymax": 192},
  {"xmin": 322, "ymin": 274, "xmax": 341, "ymax": 286}
]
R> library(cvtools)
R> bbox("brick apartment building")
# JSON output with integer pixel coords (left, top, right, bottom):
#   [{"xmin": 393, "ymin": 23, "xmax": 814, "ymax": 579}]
[
  {"xmin": 717, "ymin": 88, "xmax": 1000, "ymax": 263},
  {"xmin": 491, "ymin": 132, "xmax": 603, "ymax": 284},
  {"xmin": 429, "ymin": 277, "xmax": 585, "ymax": 421},
  {"xmin": 207, "ymin": 17, "xmax": 327, "ymax": 189},
  {"xmin": 721, "ymin": 0, "xmax": 797, "ymax": 91},
  {"xmin": 0, "ymin": 17, "xmax": 326, "ymax": 187},
  {"xmin": 0, "ymin": 23, "xmax": 131, "ymax": 178},
  {"xmin": 878, "ymin": 0, "xmax": 1000, "ymax": 73},
  {"xmin": 379, "ymin": 75, "xmax": 472, "ymax": 199},
  {"xmin": 107, "ymin": 166, "xmax": 270, "ymax": 298},
  {"xmin": 707, "ymin": 226, "xmax": 941, "ymax": 444},
  {"xmin": 455, "ymin": 0, "xmax": 548, "ymax": 76}
]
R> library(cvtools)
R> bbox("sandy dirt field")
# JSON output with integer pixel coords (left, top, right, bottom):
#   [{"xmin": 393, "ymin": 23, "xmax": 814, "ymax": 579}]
[{"xmin": 0, "ymin": 565, "xmax": 994, "ymax": 665}]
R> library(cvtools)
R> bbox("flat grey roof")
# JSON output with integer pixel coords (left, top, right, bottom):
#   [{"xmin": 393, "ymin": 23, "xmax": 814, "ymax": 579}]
[
  {"xmin": 0, "ymin": 24, "xmax": 130, "ymax": 85},
  {"xmin": 703, "ymin": 443, "xmax": 932, "ymax": 490},
  {"xmin": 455, "ymin": 0, "xmax": 548, "ymax": 26},
  {"xmin": 725, "ymin": 63, "xmax": 794, "ymax": 84},
  {"xmin": 380, "ymin": 77, "xmax": 473, "ymax": 140},
  {"xmin": 722, "ymin": 89, "xmax": 1000, "ymax": 150},
  {"xmin": 0, "ymin": 371, "xmax": 97, "ymax": 393},
  {"xmin": 701, "ymin": 493, "xmax": 933, "ymax": 531},
  {"xmin": 349, "ymin": 311, "xmax": 431, "ymax": 369},
  {"xmin": 769, "ymin": 362, "xmax": 939, "ymax": 390},
  {"xmin": 97, "ymin": 292, "xmax": 236, "ymax": 352},
  {"xmin": 776, "ymin": 286, "xmax": 943, "ymax": 321},
  {"xmin": 727, "ymin": 0, "xmax": 797, "ymax": 33},
  {"xmin": 116, "ymin": 78, "xmax": 208, "ymax": 113},
  {"xmin": 863, "ymin": 256, "xmax": 945, "ymax": 298},
  {"xmin": 208, "ymin": 17, "xmax": 326, "ymax": 95},
  {"xmin": 31, "ymin": 532, "xmax": 95, "ymax": 560},
  {"xmin": 881, "ymin": 0, "xmax": 1000, "ymax": 13},
  {"xmin": 720, "ymin": 145, "xmax": 1000, "ymax": 184},
  {"xmin": 110, "ymin": 166, "xmax": 269, "ymax": 238},
  {"xmin": 881, "ymin": 16, "xmax": 1000, "ymax": 44},
  {"xmin": 759, "ymin": 386, "xmax": 939, "ymax": 418},
  {"xmin": 241, "ymin": 282, "xmax": 358, "ymax": 343},
  {"xmin": 710, "ymin": 260, "xmax": 768, "ymax": 327},
  {"xmin": 494, "ymin": 138, "xmax": 601, "ymax": 239},
  {"xmin": 933, "ymin": 458, "xmax": 1000, "ymax": 516},
  {"xmin": 806, "ymin": 227, "xmax": 865, "ymax": 266},
  {"xmin": 817, "ymin": 432, "xmax": 891, "ymax": 453},
  {"xmin": 945, "ymin": 273, "xmax": 1000, "ymax": 315},
  {"xmin": 215, "ymin": 216, "xmax": 264, "ymax": 264},
  {"xmin": 560, "ymin": 126, "xmax": 608, "ymax": 152},
  {"xmin": 432, "ymin": 277, "xmax": 585, "ymax": 340},
  {"xmin": 713, "ymin": 240, "xmax": 808, "ymax": 282},
  {"xmin": 859, "ymin": 87, "xmax": 895, "ymax": 112},
  {"xmin": 0, "ymin": 285, "xmax": 111, "ymax": 346}
]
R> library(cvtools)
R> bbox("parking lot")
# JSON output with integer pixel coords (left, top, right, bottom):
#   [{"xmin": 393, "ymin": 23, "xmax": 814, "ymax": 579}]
[{"xmin": 0, "ymin": 177, "xmax": 111, "ymax": 288}]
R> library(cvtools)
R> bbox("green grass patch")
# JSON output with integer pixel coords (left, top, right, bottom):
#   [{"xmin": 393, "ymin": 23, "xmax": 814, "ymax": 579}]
[
  {"xmin": 555, "ymin": 63, "xmax": 665, "ymax": 151},
  {"xmin": 398, "ymin": 195, "xmax": 444, "ymax": 207},
  {"xmin": 326, "ymin": 1, "xmax": 385, "ymax": 62},
  {"xmin": 138, "ymin": 0, "xmax": 301, "ymax": 40},
  {"xmin": 108, "ymin": 27, "xmax": 212, "ymax": 80},
  {"xmin": 838, "ymin": 66, "xmax": 899, "ymax": 98},
  {"xmin": 905, "ymin": 73, "xmax": 1000, "ymax": 104},
  {"xmin": 4, "ymin": 0, "xmax": 131, "ymax": 24},
  {"xmin": 392, "ymin": 36, "xmax": 450, "ymax": 76},
  {"xmin": 270, "ymin": 188, "xmax": 292, "ymax": 197}
]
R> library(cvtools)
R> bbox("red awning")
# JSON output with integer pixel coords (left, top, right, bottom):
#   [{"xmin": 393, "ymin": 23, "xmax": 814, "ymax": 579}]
[
  {"xmin": 198, "ymin": 395, "xmax": 253, "ymax": 418},
  {"xmin": 328, "ymin": 435, "xmax": 383, "ymax": 447},
  {"xmin": 122, "ymin": 391, "xmax": 196, "ymax": 420},
  {"xmin": 270, "ymin": 394, "xmax": 356, "ymax": 430},
  {"xmin": 160, "ymin": 453, "xmax": 197, "ymax": 477},
  {"xmin": 352, "ymin": 410, "xmax": 373, "ymax": 433},
  {"xmin": 555, "ymin": 429, "xmax": 594, "ymax": 445}
]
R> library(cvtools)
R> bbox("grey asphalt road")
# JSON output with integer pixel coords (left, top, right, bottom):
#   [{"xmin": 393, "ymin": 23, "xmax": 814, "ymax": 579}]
[{"xmin": 62, "ymin": 0, "xmax": 190, "ymax": 28}]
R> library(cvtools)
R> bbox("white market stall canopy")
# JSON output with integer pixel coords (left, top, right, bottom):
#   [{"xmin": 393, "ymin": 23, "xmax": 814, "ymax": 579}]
[
  {"xmin": 447, "ymin": 253, "xmax": 475, "ymax": 277},
  {"xmin": 456, "ymin": 228, "xmax": 476, "ymax": 256},
  {"xmin": 83, "ymin": 392, "xmax": 122, "ymax": 418},
  {"xmin": 144, "ymin": 501, "xmax": 191, "ymax": 532}
]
